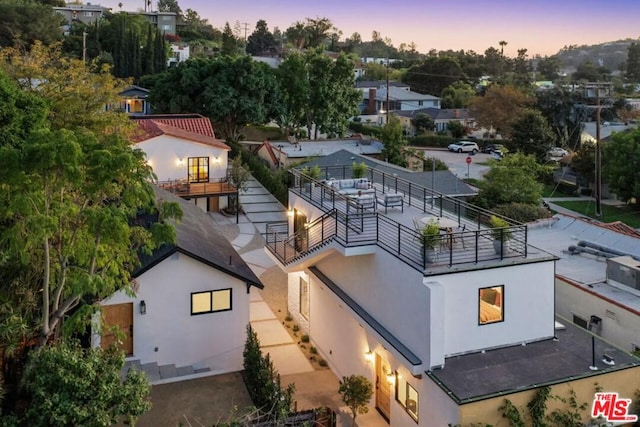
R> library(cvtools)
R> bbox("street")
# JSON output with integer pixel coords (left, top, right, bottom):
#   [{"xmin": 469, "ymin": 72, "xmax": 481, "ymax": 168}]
[{"xmin": 416, "ymin": 148, "xmax": 493, "ymax": 180}]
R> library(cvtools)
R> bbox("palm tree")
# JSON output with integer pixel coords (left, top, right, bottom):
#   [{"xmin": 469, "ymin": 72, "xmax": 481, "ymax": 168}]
[{"xmin": 499, "ymin": 40, "xmax": 508, "ymax": 56}]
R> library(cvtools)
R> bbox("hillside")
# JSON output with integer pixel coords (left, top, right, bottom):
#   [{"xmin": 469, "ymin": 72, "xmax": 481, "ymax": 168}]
[{"xmin": 554, "ymin": 38, "xmax": 639, "ymax": 73}]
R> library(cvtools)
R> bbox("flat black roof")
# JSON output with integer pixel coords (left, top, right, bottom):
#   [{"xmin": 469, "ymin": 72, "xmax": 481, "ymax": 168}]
[{"xmin": 428, "ymin": 318, "xmax": 640, "ymax": 404}]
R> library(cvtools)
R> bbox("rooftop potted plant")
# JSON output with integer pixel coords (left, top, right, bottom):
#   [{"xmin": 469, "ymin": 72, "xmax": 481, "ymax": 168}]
[
  {"xmin": 489, "ymin": 215, "xmax": 511, "ymax": 254},
  {"xmin": 419, "ymin": 220, "xmax": 441, "ymax": 263},
  {"xmin": 300, "ymin": 165, "xmax": 322, "ymax": 192},
  {"xmin": 351, "ymin": 161, "xmax": 367, "ymax": 179}
]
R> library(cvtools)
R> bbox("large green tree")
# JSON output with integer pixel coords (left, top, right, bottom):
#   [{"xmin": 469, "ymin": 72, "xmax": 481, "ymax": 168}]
[
  {"xmin": 246, "ymin": 20, "xmax": 276, "ymax": 56},
  {"xmin": 603, "ymin": 128, "xmax": 640, "ymax": 204},
  {"xmin": 626, "ymin": 42, "xmax": 640, "ymax": 83},
  {"xmin": 509, "ymin": 108, "xmax": 556, "ymax": 162},
  {"xmin": 21, "ymin": 342, "xmax": 151, "ymax": 426},
  {"xmin": 149, "ymin": 56, "xmax": 280, "ymax": 143},
  {"xmin": 468, "ymin": 85, "xmax": 534, "ymax": 138},
  {"xmin": 440, "ymin": 81, "xmax": 475, "ymax": 109},
  {"xmin": 380, "ymin": 115, "xmax": 407, "ymax": 167},
  {"xmin": 0, "ymin": 1, "xmax": 63, "ymax": 49},
  {"xmin": 403, "ymin": 55, "xmax": 465, "ymax": 96}
]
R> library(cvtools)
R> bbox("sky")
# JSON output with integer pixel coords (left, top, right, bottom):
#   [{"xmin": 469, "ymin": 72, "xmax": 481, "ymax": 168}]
[{"xmin": 95, "ymin": 0, "xmax": 640, "ymax": 57}]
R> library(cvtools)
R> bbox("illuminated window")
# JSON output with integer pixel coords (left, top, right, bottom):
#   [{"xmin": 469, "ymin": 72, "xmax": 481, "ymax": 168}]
[
  {"xmin": 188, "ymin": 157, "xmax": 209, "ymax": 183},
  {"xmin": 300, "ymin": 277, "xmax": 309, "ymax": 319},
  {"xmin": 479, "ymin": 285, "xmax": 504, "ymax": 324},
  {"xmin": 396, "ymin": 374, "xmax": 419, "ymax": 422},
  {"xmin": 191, "ymin": 289, "xmax": 231, "ymax": 315}
]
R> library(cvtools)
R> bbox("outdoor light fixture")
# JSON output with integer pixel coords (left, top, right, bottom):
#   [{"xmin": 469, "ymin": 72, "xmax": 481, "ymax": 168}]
[
  {"xmin": 364, "ymin": 351, "xmax": 374, "ymax": 363},
  {"xmin": 176, "ymin": 157, "xmax": 184, "ymax": 166},
  {"xmin": 386, "ymin": 370, "xmax": 396, "ymax": 385},
  {"xmin": 139, "ymin": 300, "xmax": 147, "ymax": 315}
]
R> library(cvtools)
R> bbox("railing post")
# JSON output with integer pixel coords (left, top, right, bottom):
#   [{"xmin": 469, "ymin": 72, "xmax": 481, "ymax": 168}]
[
  {"xmin": 438, "ymin": 196, "xmax": 443, "ymax": 216},
  {"xmin": 475, "ymin": 231, "xmax": 479, "ymax": 264},
  {"xmin": 397, "ymin": 222, "xmax": 401, "ymax": 254}
]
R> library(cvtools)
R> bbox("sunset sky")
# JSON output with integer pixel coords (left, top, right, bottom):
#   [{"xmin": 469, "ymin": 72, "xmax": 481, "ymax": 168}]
[{"xmin": 97, "ymin": 0, "xmax": 640, "ymax": 57}]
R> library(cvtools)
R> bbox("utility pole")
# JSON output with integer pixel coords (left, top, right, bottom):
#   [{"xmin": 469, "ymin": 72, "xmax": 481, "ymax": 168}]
[
  {"xmin": 82, "ymin": 31, "xmax": 87, "ymax": 65},
  {"xmin": 595, "ymin": 88, "xmax": 602, "ymax": 217},
  {"xmin": 243, "ymin": 22, "xmax": 249, "ymax": 41},
  {"xmin": 385, "ymin": 57, "xmax": 390, "ymax": 125}
]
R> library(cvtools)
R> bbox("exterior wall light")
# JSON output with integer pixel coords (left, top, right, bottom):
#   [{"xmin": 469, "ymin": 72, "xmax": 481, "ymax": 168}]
[
  {"xmin": 386, "ymin": 370, "xmax": 396, "ymax": 385},
  {"xmin": 139, "ymin": 300, "xmax": 147, "ymax": 315},
  {"xmin": 364, "ymin": 351, "xmax": 374, "ymax": 363}
]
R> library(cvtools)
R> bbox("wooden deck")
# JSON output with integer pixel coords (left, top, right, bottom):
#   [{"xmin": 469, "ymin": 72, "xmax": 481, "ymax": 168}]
[{"xmin": 158, "ymin": 181, "xmax": 238, "ymax": 198}]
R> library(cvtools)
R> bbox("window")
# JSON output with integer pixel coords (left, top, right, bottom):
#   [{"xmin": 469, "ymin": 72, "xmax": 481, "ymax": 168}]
[
  {"xmin": 300, "ymin": 277, "xmax": 309, "ymax": 319},
  {"xmin": 188, "ymin": 157, "xmax": 209, "ymax": 182},
  {"xmin": 162, "ymin": 25, "xmax": 173, "ymax": 31},
  {"xmin": 478, "ymin": 285, "xmax": 504, "ymax": 324},
  {"xmin": 191, "ymin": 289, "xmax": 231, "ymax": 315},
  {"xmin": 418, "ymin": 100, "xmax": 423, "ymax": 106},
  {"xmin": 84, "ymin": 11, "xmax": 94, "ymax": 17},
  {"xmin": 396, "ymin": 373, "xmax": 419, "ymax": 422}
]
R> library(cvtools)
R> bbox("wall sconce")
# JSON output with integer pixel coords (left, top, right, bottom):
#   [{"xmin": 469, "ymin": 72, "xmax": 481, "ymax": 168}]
[
  {"xmin": 287, "ymin": 209, "xmax": 294, "ymax": 217},
  {"xmin": 176, "ymin": 157, "xmax": 184, "ymax": 166},
  {"xmin": 364, "ymin": 351, "xmax": 374, "ymax": 363},
  {"xmin": 212, "ymin": 156, "xmax": 220, "ymax": 164},
  {"xmin": 386, "ymin": 370, "xmax": 396, "ymax": 385},
  {"xmin": 139, "ymin": 300, "xmax": 147, "ymax": 315}
]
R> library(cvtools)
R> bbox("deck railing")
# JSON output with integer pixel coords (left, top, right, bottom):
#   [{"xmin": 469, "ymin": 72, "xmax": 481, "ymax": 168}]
[
  {"xmin": 157, "ymin": 178, "xmax": 237, "ymax": 197},
  {"xmin": 264, "ymin": 168, "xmax": 528, "ymax": 272}
]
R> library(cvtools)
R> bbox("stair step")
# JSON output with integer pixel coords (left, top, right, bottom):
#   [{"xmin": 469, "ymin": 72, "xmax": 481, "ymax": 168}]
[
  {"xmin": 194, "ymin": 367, "xmax": 210, "ymax": 374},
  {"xmin": 158, "ymin": 364, "xmax": 177, "ymax": 379},
  {"xmin": 140, "ymin": 362, "xmax": 161, "ymax": 382},
  {"xmin": 176, "ymin": 366, "xmax": 194, "ymax": 376}
]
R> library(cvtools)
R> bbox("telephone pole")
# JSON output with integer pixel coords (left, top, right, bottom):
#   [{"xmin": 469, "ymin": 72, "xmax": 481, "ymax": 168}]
[
  {"xmin": 385, "ymin": 57, "xmax": 390, "ymax": 124},
  {"xmin": 82, "ymin": 31, "xmax": 87, "ymax": 64}
]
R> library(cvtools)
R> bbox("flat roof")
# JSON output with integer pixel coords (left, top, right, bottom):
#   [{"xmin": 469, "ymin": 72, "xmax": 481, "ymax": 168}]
[
  {"xmin": 527, "ymin": 214, "xmax": 640, "ymax": 313},
  {"xmin": 277, "ymin": 138, "xmax": 383, "ymax": 158},
  {"xmin": 429, "ymin": 318, "xmax": 640, "ymax": 403}
]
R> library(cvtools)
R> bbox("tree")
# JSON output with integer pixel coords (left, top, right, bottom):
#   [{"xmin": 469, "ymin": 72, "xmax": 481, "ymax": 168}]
[
  {"xmin": 412, "ymin": 113, "xmax": 435, "ymax": 134},
  {"xmin": 284, "ymin": 21, "xmax": 306, "ymax": 50},
  {"xmin": 0, "ymin": 42, "xmax": 133, "ymax": 134},
  {"xmin": 380, "ymin": 115, "xmax": 407, "ymax": 167},
  {"xmin": 440, "ymin": 81, "xmax": 475, "ymax": 109},
  {"xmin": 474, "ymin": 153, "xmax": 545, "ymax": 209},
  {"xmin": 603, "ymin": 128, "xmax": 640, "ymax": 204},
  {"xmin": 509, "ymin": 108, "xmax": 556, "ymax": 162},
  {"xmin": 535, "ymin": 86, "xmax": 587, "ymax": 149},
  {"xmin": 403, "ymin": 55, "xmax": 465, "ymax": 96},
  {"xmin": 0, "ymin": 1, "xmax": 63, "ymax": 49},
  {"xmin": 275, "ymin": 51, "xmax": 309, "ymax": 138},
  {"xmin": 468, "ymin": 85, "xmax": 534, "ymax": 138},
  {"xmin": 626, "ymin": 42, "xmax": 640, "ymax": 82},
  {"xmin": 149, "ymin": 56, "xmax": 280, "ymax": 143},
  {"xmin": 338, "ymin": 375, "xmax": 373, "ymax": 426},
  {"xmin": 536, "ymin": 56, "xmax": 561, "ymax": 81},
  {"xmin": 221, "ymin": 22, "xmax": 237, "ymax": 56},
  {"xmin": 157, "ymin": 0, "xmax": 182, "ymax": 15},
  {"xmin": 447, "ymin": 121, "xmax": 466, "ymax": 139},
  {"xmin": 246, "ymin": 20, "xmax": 276, "ymax": 56},
  {"xmin": 499, "ymin": 40, "xmax": 508, "ymax": 56},
  {"xmin": 21, "ymin": 341, "xmax": 151, "ymax": 426},
  {"xmin": 572, "ymin": 61, "xmax": 611, "ymax": 82},
  {"xmin": 304, "ymin": 17, "xmax": 334, "ymax": 48}
]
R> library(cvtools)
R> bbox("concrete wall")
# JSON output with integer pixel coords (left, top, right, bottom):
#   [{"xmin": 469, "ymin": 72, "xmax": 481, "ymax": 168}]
[
  {"xmin": 98, "ymin": 253, "xmax": 248, "ymax": 373},
  {"xmin": 556, "ymin": 276, "xmax": 640, "ymax": 352},
  {"xmin": 137, "ymin": 135, "xmax": 228, "ymax": 182}
]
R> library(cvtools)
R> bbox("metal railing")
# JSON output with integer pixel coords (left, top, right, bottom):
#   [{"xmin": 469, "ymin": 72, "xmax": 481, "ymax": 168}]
[{"xmin": 264, "ymin": 168, "xmax": 528, "ymax": 272}]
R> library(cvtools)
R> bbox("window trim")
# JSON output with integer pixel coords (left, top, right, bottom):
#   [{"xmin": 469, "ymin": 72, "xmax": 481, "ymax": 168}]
[
  {"xmin": 395, "ymin": 372, "xmax": 419, "ymax": 423},
  {"xmin": 190, "ymin": 288, "xmax": 232, "ymax": 315},
  {"xmin": 478, "ymin": 285, "xmax": 504, "ymax": 325}
]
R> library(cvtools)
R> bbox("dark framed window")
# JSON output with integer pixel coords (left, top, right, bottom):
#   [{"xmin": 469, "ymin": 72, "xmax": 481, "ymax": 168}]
[
  {"xmin": 191, "ymin": 289, "xmax": 232, "ymax": 315},
  {"xmin": 478, "ymin": 285, "xmax": 504, "ymax": 325},
  {"xmin": 300, "ymin": 277, "xmax": 309, "ymax": 319},
  {"xmin": 188, "ymin": 157, "xmax": 209, "ymax": 183},
  {"xmin": 396, "ymin": 373, "xmax": 419, "ymax": 422}
]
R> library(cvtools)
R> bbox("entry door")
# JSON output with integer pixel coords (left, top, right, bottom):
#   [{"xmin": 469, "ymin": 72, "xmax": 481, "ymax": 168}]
[
  {"xmin": 375, "ymin": 353, "xmax": 391, "ymax": 422},
  {"xmin": 293, "ymin": 209, "xmax": 308, "ymax": 252},
  {"xmin": 102, "ymin": 303, "xmax": 133, "ymax": 356}
]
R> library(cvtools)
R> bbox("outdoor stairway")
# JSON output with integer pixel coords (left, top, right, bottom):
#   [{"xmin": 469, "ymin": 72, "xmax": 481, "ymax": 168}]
[{"xmin": 121, "ymin": 360, "xmax": 210, "ymax": 383}]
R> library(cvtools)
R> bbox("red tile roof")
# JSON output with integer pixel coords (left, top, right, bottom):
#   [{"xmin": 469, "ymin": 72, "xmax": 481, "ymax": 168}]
[
  {"xmin": 566, "ymin": 213, "xmax": 640, "ymax": 239},
  {"xmin": 131, "ymin": 115, "xmax": 229, "ymax": 150}
]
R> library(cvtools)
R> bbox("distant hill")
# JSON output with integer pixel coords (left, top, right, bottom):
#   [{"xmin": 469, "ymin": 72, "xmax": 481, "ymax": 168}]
[{"xmin": 553, "ymin": 38, "xmax": 639, "ymax": 74}]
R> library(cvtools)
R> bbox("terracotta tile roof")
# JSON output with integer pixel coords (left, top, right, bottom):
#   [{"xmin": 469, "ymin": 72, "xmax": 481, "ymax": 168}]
[
  {"xmin": 130, "ymin": 115, "xmax": 230, "ymax": 150},
  {"xmin": 260, "ymin": 141, "xmax": 279, "ymax": 165},
  {"xmin": 570, "ymin": 214, "xmax": 640, "ymax": 239}
]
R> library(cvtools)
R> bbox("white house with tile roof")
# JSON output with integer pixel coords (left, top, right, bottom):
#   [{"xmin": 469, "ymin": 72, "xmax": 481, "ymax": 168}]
[
  {"xmin": 131, "ymin": 114, "xmax": 237, "ymax": 214},
  {"xmin": 95, "ymin": 188, "xmax": 262, "ymax": 383},
  {"xmin": 264, "ymin": 162, "xmax": 640, "ymax": 426}
]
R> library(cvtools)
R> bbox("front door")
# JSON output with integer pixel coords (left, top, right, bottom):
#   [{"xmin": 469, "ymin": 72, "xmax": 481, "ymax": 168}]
[
  {"xmin": 102, "ymin": 303, "xmax": 133, "ymax": 356},
  {"xmin": 375, "ymin": 353, "xmax": 391, "ymax": 422},
  {"xmin": 293, "ymin": 209, "xmax": 308, "ymax": 252}
]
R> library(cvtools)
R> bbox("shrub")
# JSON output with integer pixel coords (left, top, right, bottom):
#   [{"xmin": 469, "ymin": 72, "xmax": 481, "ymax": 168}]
[
  {"xmin": 408, "ymin": 134, "xmax": 455, "ymax": 148},
  {"xmin": 285, "ymin": 313, "xmax": 293, "ymax": 321},
  {"xmin": 301, "ymin": 334, "xmax": 310, "ymax": 343},
  {"xmin": 489, "ymin": 215, "xmax": 511, "ymax": 241},
  {"xmin": 318, "ymin": 359, "xmax": 328, "ymax": 367},
  {"xmin": 310, "ymin": 346, "xmax": 318, "ymax": 354},
  {"xmin": 292, "ymin": 324, "xmax": 300, "ymax": 332},
  {"xmin": 492, "ymin": 203, "xmax": 553, "ymax": 223}
]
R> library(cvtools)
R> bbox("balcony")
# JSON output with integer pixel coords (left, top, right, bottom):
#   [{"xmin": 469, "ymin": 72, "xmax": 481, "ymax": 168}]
[
  {"xmin": 265, "ymin": 167, "xmax": 542, "ymax": 274},
  {"xmin": 157, "ymin": 178, "xmax": 237, "ymax": 199}
]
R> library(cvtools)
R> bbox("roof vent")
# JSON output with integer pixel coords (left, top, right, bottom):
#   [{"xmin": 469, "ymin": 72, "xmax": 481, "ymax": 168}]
[{"xmin": 602, "ymin": 354, "xmax": 615, "ymax": 366}]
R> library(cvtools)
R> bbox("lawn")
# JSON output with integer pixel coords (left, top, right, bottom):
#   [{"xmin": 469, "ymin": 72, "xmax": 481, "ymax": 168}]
[
  {"xmin": 541, "ymin": 184, "xmax": 575, "ymax": 198},
  {"xmin": 552, "ymin": 200, "xmax": 640, "ymax": 228}
]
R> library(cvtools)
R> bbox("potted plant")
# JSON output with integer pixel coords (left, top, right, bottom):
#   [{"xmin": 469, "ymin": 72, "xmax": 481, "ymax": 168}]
[
  {"xmin": 489, "ymin": 215, "xmax": 512, "ymax": 254},
  {"xmin": 351, "ymin": 161, "xmax": 367, "ymax": 179},
  {"xmin": 419, "ymin": 220, "xmax": 441, "ymax": 263},
  {"xmin": 300, "ymin": 165, "xmax": 322, "ymax": 192}
]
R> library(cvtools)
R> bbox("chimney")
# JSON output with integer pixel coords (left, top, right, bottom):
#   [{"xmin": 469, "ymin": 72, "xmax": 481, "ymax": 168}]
[
  {"xmin": 453, "ymin": 109, "xmax": 460, "ymax": 118},
  {"xmin": 368, "ymin": 88, "xmax": 376, "ymax": 115}
]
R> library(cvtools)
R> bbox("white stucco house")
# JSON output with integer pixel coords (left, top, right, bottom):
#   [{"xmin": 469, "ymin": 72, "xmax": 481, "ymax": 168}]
[
  {"xmin": 131, "ymin": 114, "xmax": 238, "ymax": 215},
  {"xmin": 264, "ymin": 163, "xmax": 640, "ymax": 426},
  {"xmin": 96, "ymin": 188, "xmax": 262, "ymax": 383}
]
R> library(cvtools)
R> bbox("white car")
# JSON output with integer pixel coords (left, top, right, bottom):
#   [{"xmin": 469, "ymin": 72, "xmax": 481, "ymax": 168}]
[
  {"xmin": 548, "ymin": 147, "xmax": 569, "ymax": 157},
  {"xmin": 447, "ymin": 141, "xmax": 479, "ymax": 153}
]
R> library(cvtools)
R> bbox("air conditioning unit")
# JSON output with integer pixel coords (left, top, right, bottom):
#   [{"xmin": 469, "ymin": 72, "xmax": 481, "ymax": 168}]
[{"xmin": 606, "ymin": 256, "xmax": 640, "ymax": 290}]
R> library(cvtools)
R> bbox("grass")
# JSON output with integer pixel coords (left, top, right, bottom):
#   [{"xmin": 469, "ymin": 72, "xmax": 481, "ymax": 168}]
[
  {"xmin": 552, "ymin": 200, "xmax": 640, "ymax": 228},
  {"xmin": 541, "ymin": 184, "xmax": 575, "ymax": 198}
]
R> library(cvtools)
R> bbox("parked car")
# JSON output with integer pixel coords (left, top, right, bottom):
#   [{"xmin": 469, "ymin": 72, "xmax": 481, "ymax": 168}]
[
  {"xmin": 448, "ymin": 141, "xmax": 479, "ymax": 154},
  {"xmin": 547, "ymin": 147, "xmax": 569, "ymax": 157},
  {"xmin": 481, "ymin": 143, "xmax": 504, "ymax": 154},
  {"xmin": 491, "ymin": 150, "xmax": 504, "ymax": 160}
]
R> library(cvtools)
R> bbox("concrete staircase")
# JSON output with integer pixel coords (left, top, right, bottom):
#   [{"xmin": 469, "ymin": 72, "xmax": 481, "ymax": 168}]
[{"xmin": 122, "ymin": 360, "xmax": 210, "ymax": 383}]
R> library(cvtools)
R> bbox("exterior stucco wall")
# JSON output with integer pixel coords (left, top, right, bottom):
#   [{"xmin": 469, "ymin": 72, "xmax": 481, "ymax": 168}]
[
  {"xmin": 97, "ymin": 253, "xmax": 249, "ymax": 374},
  {"xmin": 137, "ymin": 135, "xmax": 228, "ymax": 182},
  {"xmin": 556, "ymin": 276, "xmax": 640, "ymax": 352}
]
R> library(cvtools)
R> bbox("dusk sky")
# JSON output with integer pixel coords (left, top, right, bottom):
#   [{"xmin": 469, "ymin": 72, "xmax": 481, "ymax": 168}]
[{"xmin": 99, "ymin": 0, "xmax": 639, "ymax": 57}]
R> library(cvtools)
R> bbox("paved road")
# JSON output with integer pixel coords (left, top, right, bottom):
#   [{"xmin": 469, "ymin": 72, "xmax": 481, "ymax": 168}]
[{"xmin": 415, "ymin": 148, "xmax": 492, "ymax": 180}]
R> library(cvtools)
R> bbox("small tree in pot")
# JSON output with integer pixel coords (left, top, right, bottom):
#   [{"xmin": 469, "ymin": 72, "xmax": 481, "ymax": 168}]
[
  {"xmin": 490, "ymin": 215, "xmax": 512, "ymax": 254},
  {"xmin": 419, "ymin": 220, "xmax": 441, "ymax": 263},
  {"xmin": 351, "ymin": 161, "xmax": 367, "ymax": 179}
]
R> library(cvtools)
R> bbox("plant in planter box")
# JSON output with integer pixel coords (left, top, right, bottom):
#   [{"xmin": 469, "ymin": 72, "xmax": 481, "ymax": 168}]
[
  {"xmin": 419, "ymin": 220, "xmax": 441, "ymax": 262},
  {"xmin": 351, "ymin": 161, "xmax": 367, "ymax": 179},
  {"xmin": 489, "ymin": 215, "xmax": 512, "ymax": 254},
  {"xmin": 300, "ymin": 165, "xmax": 321, "ymax": 191}
]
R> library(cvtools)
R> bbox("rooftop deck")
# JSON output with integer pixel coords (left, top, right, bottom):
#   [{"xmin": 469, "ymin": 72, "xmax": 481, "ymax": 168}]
[{"xmin": 265, "ymin": 167, "xmax": 554, "ymax": 274}]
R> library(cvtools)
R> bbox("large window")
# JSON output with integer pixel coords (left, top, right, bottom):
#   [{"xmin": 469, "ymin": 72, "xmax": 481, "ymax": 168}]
[
  {"xmin": 479, "ymin": 285, "xmax": 504, "ymax": 324},
  {"xmin": 191, "ymin": 289, "xmax": 231, "ymax": 315},
  {"xmin": 188, "ymin": 157, "xmax": 209, "ymax": 183},
  {"xmin": 299, "ymin": 277, "xmax": 309, "ymax": 319},
  {"xmin": 396, "ymin": 373, "xmax": 419, "ymax": 422}
]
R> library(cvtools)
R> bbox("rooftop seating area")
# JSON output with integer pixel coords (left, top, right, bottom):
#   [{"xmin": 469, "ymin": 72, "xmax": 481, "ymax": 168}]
[{"xmin": 265, "ymin": 166, "xmax": 542, "ymax": 274}]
